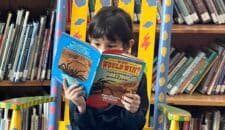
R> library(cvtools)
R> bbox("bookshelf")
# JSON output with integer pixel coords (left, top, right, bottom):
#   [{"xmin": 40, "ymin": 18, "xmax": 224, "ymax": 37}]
[
  {"xmin": 137, "ymin": 24, "xmax": 225, "ymax": 34},
  {"xmin": 150, "ymin": 94, "xmax": 225, "ymax": 106},
  {"xmin": 0, "ymin": 80, "xmax": 50, "ymax": 87},
  {"xmin": 67, "ymin": 24, "xmax": 225, "ymax": 34}
]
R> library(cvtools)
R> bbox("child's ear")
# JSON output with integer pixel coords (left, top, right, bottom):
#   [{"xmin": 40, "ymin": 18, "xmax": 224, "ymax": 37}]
[
  {"xmin": 88, "ymin": 36, "xmax": 91, "ymax": 42},
  {"xmin": 128, "ymin": 39, "xmax": 135, "ymax": 54},
  {"xmin": 129, "ymin": 39, "xmax": 135, "ymax": 48}
]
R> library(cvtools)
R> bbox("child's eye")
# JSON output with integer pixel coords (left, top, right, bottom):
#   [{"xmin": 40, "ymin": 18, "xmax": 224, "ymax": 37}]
[
  {"xmin": 107, "ymin": 44, "xmax": 117, "ymax": 48},
  {"xmin": 94, "ymin": 43, "xmax": 101, "ymax": 47}
]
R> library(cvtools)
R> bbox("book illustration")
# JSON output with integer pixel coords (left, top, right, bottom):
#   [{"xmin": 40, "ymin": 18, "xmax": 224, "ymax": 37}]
[
  {"xmin": 58, "ymin": 48, "xmax": 91, "ymax": 81},
  {"xmin": 91, "ymin": 80, "xmax": 139, "ymax": 106},
  {"xmin": 52, "ymin": 33, "xmax": 102, "ymax": 96},
  {"xmin": 89, "ymin": 55, "xmax": 144, "ymax": 106}
]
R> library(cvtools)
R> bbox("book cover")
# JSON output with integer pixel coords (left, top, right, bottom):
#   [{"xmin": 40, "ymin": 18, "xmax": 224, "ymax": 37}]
[
  {"xmin": 52, "ymin": 33, "xmax": 145, "ymax": 106},
  {"xmin": 89, "ymin": 52, "xmax": 145, "ymax": 107}
]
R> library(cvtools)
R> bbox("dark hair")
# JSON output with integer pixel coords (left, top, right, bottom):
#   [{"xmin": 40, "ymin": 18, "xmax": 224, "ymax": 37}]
[{"xmin": 87, "ymin": 6, "xmax": 133, "ymax": 50}]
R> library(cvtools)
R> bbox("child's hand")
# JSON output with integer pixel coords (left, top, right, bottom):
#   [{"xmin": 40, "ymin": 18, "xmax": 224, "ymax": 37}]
[
  {"xmin": 63, "ymin": 79, "xmax": 86, "ymax": 113},
  {"xmin": 121, "ymin": 93, "xmax": 141, "ymax": 113}
]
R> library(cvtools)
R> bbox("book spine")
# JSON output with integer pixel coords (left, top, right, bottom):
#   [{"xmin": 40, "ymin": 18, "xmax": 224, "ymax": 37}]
[
  {"xmin": 169, "ymin": 52, "xmax": 185, "ymax": 73},
  {"xmin": 168, "ymin": 56, "xmax": 187, "ymax": 80},
  {"xmin": 174, "ymin": 3, "xmax": 185, "ymax": 24},
  {"xmin": 167, "ymin": 57, "xmax": 194, "ymax": 90},
  {"xmin": 47, "ymin": 45, "xmax": 53, "ymax": 80},
  {"xmin": 175, "ymin": 0, "xmax": 194, "ymax": 25},
  {"xmin": 179, "ymin": 57, "xmax": 206, "ymax": 94},
  {"xmin": 182, "ymin": 121, "xmax": 190, "ymax": 130},
  {"xmin": 221, "ymin": 70, "xmax": 225, "ymax": 94},
  {"xmin": 14, "ymin": 24, "xmax": 32, "ymax": 82},
  {"xmin": 197, "ymin": 55, "xmax": 219, "ymax": 94},
  {"xmin": 0, "ymin": 13, "xmax": 12, "ymax": 63},
  {"xmin": 41, "ymin": 11, "xmax": 55, "ymax": 80},
  {"xmin": 0, "ymin": 23, "xmax": 5, "ymax": 47},
  {"xmin": 186, "ymin": 0, "xmax": 200, "ymax": 22},
  {"xmin": 207, "ymin": 50, "xmax": 225, "ymax": 95},
  {"xmin": 31, "ymin": 108, "xmax": 38, "ymax": 130},
  {"xmin": 88, "ymin": 0, "xmax": 95, "ymax": 19},
  {"xmin": 2, "ymin": 109, "xmax": 9, "ymax": 130},
  {"xmin": 37, "ymin": 29, "xmax": 49, "ymax": 80},
  {"xmin": 187, "ymin": 49, "xmax": 218, "ymax": 94},
  {"xmin": 22, "ymin": 109, "xmax": 29, "ymax": 130},
  {"xmin": 191, "ymin": 0, "xmax": 211, "ymax": 23},
  {"xmin": 23, "ymin": 22, "xmax": 39, "ymax": 81},
  {"xmin": 134, "ymin": 0, "xmax": 141, "ymax": 23},
  {"xmin": 31, "ymin": 16, "xmax": 46, "ymax": 80},
  {"xmin": 7, "ymin": 10, "xmax": 24, "ymax": 78},
  {"xmin": 10, "ymin": 11, "xmax": 30, "ymax": 82},
  {"xmin": 0, "ymin": 24, "xmax": 15, "ymax": 80},
  {"xmin": 203, "ymin": 0, "xmax": 219, "ymax": 24},
  {"xmin": 217, "ymin": 60, "xmax": 225, "ymax": 94},
  {"xmin": 212, "ymin": 0, "xmax": 225, "ymax": 23},
  {"xmin": 214, "ymin": 51, "xmax": 225, "ymax": 94},
  {"xmin": 67, "ymin": 0, "xmax": 72, "ymax": 23},
  {"xmin": 217, "ymin": 0, "xmax": 225, "ymax": 23}
]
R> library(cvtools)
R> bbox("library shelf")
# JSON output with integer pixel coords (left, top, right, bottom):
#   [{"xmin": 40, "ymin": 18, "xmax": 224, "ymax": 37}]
[
  {"xmin": 150, "ymin": 94, "xmax": 225, "ymax": 106},
  {"xmin": 0, "ymin": 80, "xmax": 50, "ymax": 87}
]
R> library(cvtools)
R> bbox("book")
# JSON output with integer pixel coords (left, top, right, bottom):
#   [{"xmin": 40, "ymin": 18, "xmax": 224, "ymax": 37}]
[
  {"xmin": 203, "ymin": 0, "xmax": 220, "ymax": 24},
  {"xmin": 175, "ymin": 0, "xmax": 194, "ymax": 25},
  {"xmin": 191, "ymin": 0, "xmax": 211, "ymax": 23},
  {"xmin": 52, "ymin": 33, "xmax": 145, "ymax": 106}
]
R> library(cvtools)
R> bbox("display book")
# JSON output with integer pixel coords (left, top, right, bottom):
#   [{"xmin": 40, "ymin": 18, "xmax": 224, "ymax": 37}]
[{"xmin": 52, "ymin": 32, "xmax": 146, "ymax": 107}]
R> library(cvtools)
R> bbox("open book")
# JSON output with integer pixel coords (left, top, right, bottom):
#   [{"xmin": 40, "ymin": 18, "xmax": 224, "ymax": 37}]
[{"xmin": 52, "ymin": 33, "xmax": 145, "ymax": 106}]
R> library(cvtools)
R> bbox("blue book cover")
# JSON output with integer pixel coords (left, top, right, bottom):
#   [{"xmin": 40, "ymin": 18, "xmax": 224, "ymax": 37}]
[
  {"xmin": 52, "ymin": 33, "xmax": 101, "ymax": 96},
  {"xmin": 53, "ymin": 33, "xmax": 146, "ymax": 102}
]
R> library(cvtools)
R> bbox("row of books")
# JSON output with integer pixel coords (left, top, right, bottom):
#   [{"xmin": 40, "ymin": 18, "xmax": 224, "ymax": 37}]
[
  {"xmin": 190, "ymin": 109, "xmax": 225, "ymax": 130},
  {"xmin": 152, "ymin": 41, "xmax": 225, "ymax": 95},
  {"xmin": 0, "ymin": 103, "xmax": 49, "ymax": 130},
  {"xmin": 66, "ymin": 0, "xmax": 225, "ymax": 25},
  {"xmin": 168, "ymin": 0, "xmax": 225, "ymax": 25},
  {"xmin": 0, "ymin": 9, "xmax": 55, "ymax": 82}
]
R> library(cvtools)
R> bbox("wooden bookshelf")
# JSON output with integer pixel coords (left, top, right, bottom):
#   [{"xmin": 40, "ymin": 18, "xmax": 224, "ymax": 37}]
[
  {"xmin": 134, "ymin": 24, "xmax": 225, "ymax": 34},
  {"xmin": 67, "ymin": 23, "xmax": 225, "ymax": 34},
  {"xmin": 0, "ymin": 80, "xmax": 50, "ymax": 87},
  {"xmin": 150, "ymin": 94, "xmax": 225, "ymax": 106}
]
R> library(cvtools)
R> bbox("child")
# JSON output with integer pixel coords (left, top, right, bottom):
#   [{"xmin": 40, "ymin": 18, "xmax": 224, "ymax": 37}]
[{"xmin": 63, "ymin": 6, "xmax": 149, "ymax": 130}]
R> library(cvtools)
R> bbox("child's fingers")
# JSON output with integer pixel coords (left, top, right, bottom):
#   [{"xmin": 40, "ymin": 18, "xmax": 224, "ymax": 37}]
[
  {"xmin": 122, "ymin": 94, "xmax": 140, "ymax": 106},
  {"xmin": 69, "ymin": 86, "xmax": 84, "ymax": 97},
  {"xmin": 66, "ymin": 83, "xmax": 80, "ymax": 93},
  {"xmin": 63, "ymin": 79, "xmax": 68, "ymax": 91}
]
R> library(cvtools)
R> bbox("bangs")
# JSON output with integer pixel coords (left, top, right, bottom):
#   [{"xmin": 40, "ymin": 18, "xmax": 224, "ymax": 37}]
[{"xmin": 88, "ymin": 18, "xmax": 119, "ymax": 42}]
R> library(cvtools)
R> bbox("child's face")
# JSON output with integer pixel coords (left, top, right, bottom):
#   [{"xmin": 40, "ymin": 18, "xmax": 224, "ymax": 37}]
[{"xmin": 89, "ymin": 36, "xmax": 123, "ymax": 53}]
